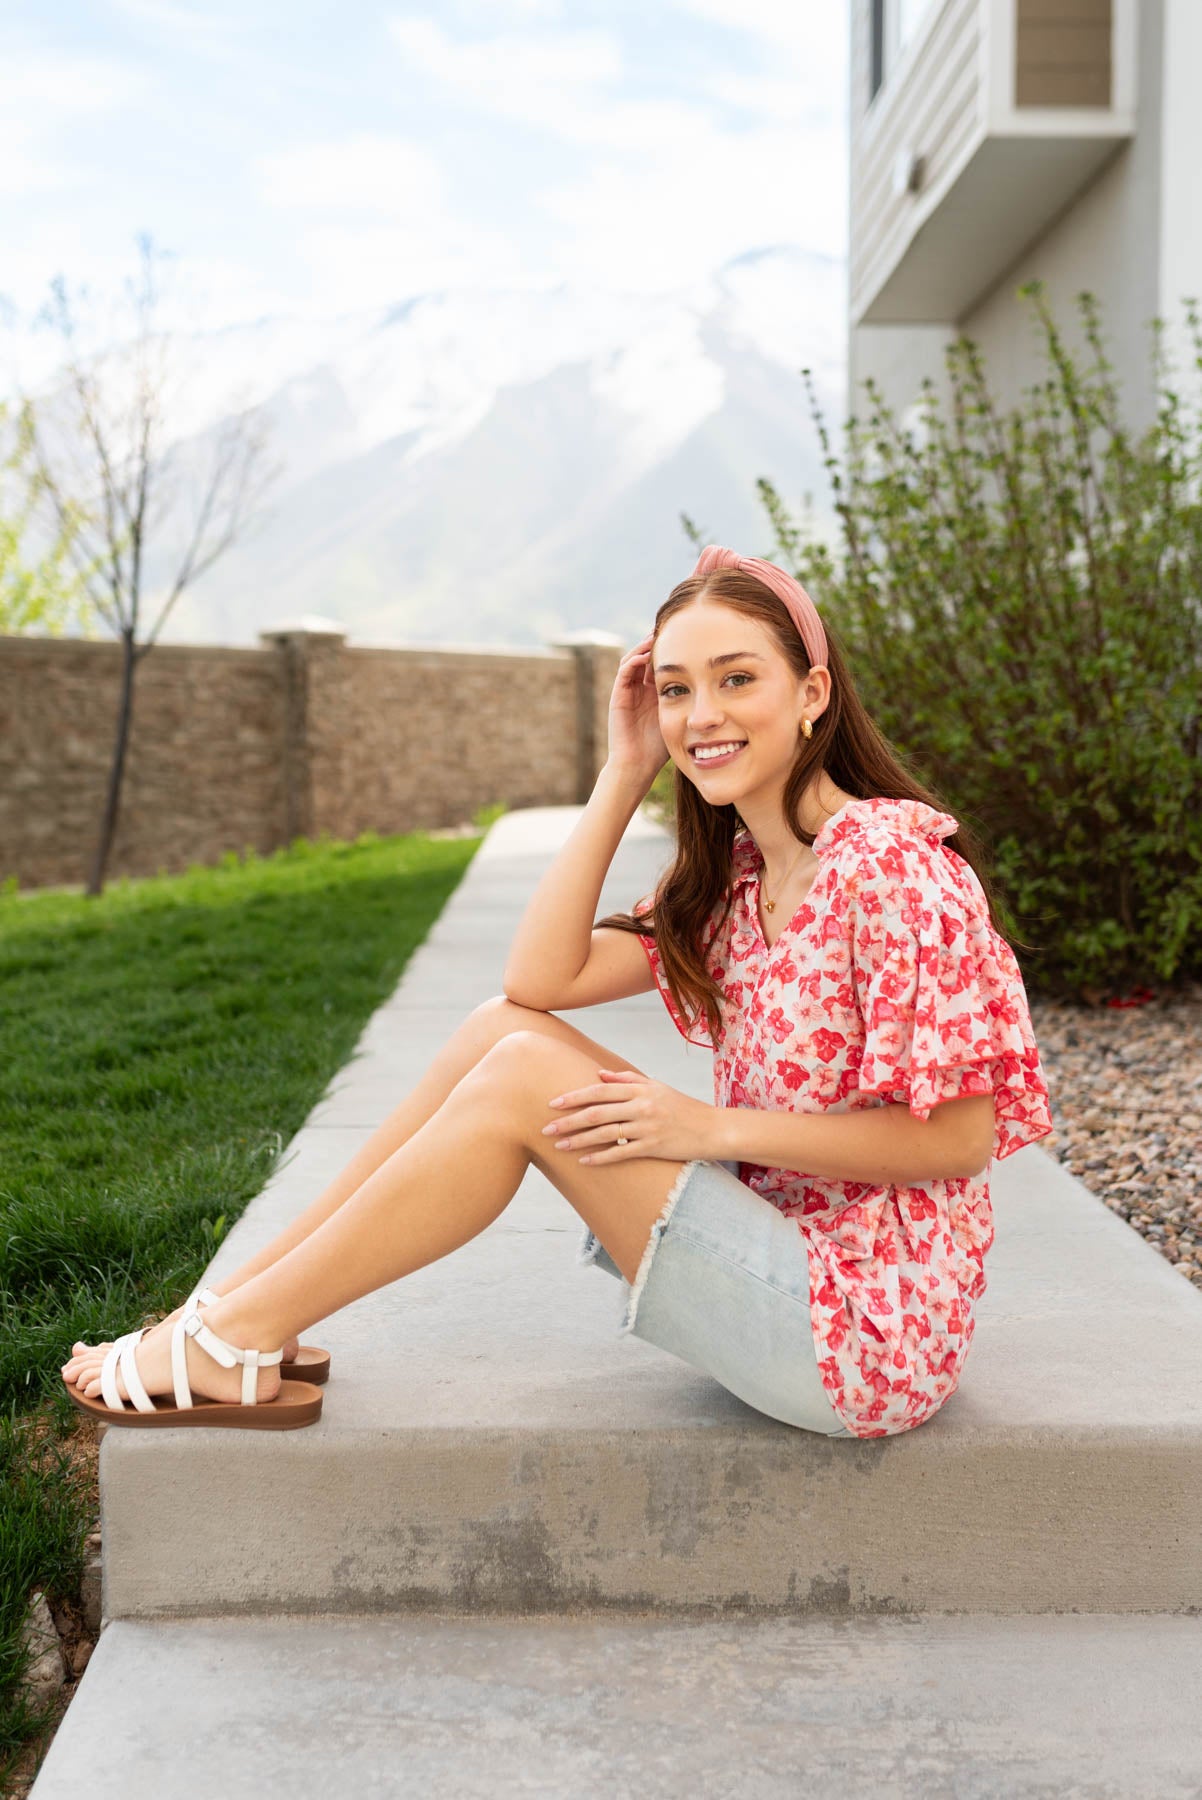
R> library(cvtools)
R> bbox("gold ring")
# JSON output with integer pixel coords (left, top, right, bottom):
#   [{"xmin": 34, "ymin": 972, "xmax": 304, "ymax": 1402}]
[{"xmin": 617, "ymin": 1134, "xmax": 628, "ymax": 1146}]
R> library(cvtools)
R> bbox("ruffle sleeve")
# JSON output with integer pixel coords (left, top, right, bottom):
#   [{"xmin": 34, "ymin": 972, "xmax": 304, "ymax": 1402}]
[
  {"xmin": 846, "ymin": 839, "xmax": 1054, "ymax": 1162},
  {"xmin": 632, "ymin": 890, "xmax": 715, "ymax": 1049}
]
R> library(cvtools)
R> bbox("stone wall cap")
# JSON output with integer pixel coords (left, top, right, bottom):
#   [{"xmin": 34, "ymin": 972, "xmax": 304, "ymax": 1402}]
[
  {"xmin": 347, "ymin": 638, "xmax": 561, "ymax": 657},
  {"xmin": 259, "ymin": 615, "xmax": 348, "ymax": 644},
  {"xmin": 548, "ymin": 630, "xmax": 626, "ymax": 649}
]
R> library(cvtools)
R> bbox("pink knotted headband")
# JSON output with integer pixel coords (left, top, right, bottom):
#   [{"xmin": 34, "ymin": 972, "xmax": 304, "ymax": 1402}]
[{"xmin": 690, "ymin": 544, "xmax": 828, "ymax": 671}]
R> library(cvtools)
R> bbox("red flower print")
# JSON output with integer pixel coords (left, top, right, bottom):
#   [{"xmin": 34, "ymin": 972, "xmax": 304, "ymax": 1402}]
[
  {"xmin": 765, "ymin": 1007, "xmax": 793, "ymax": 1044},
  {"xmin": 868, "ymin": 995, "xmax": 908, "ymax": 1027},
  {"xmin": 816, "ymin": 1273, "xmax": 842, "ymax": 1309},
  {"xmin": 874, "ymin": 846, "xmax": 909, "ymax": 882},
  {"xmin": 632, "ymin": 802, "xmax": 1053, "ymax": 1439}
]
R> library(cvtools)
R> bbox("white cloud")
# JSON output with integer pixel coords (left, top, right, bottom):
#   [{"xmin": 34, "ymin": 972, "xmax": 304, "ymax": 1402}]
[
  {"xmin": 386, "ymin": 14, "xmax": 627, "ymax": 143},
  {"xmin": 257, "ymin": 133, "xmax": 530, "ymax": 314},
  {"xmin": 538, "ymin": 119, "xmax": 845, "ymax": 292},
  {"xmin": 108, "ymin": 0, "xmax": 258, "ymax": 56},
  {"xmin": 669, "ymin": 0, "xmax": 846, "ymax": 61},
  {"xmin": 375, "ymin": 10, "xmax": 846, "ymax": 290},
  {"xmin": 260, "ymin": 134, "xmax": 446, "ymax": 216},
  {"xmin": 286, "ymin": 219, "xmax": 529, "ymax": 314},
  {"xmin": 0, "ymin": 121, "xmax": 65, "ymax": 200},
  {"xmin": 461, "ymin": 0, "xmax": 565, "ymax": 17},
  {"xmin": 0, "ymin": 48, "xmax": 146, "ymax": 198},
  {"xmin": 1, "ymin": 47, "xmax": 145, "ymax": 112},
  {"xmin": 672, "ymin": 0, "xmax": 848, "ymax": 130},
  {"xmin": 386, "ymin": 7, "xmax": 845, "ymax": 149}
]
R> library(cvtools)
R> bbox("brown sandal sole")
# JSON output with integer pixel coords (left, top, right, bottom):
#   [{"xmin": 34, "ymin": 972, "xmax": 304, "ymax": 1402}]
[
  {"xmin": 280, "ymin": 1346, "xmax": 330, "ymax": 1384},
  {"xmin": 64, "ymin": 1376, "xmax": 323, "ymax": 1430}
]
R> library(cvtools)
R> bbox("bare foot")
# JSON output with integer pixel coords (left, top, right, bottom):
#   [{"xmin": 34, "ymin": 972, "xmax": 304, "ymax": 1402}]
[
  {"xmin": 61, "ymin": 1310, "xmax": 282, "ymax": 1408},
  {"xmin": 62, "ymin": 1308, "xmax": 301, "ymax": 1388}
]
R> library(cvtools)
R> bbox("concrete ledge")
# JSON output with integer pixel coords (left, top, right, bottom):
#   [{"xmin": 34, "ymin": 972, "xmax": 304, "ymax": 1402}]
[
  {"xmin": 96, "ymin": 807, "xmax": 1202, "ymax": 1621},
  {"xmin": 31, "ymin": 1612, "xmax": 1202, "ymax": 1799}
]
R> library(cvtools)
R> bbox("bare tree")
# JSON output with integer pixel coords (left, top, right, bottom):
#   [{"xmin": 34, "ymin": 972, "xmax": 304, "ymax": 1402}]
[{"xmin": 17, "ymin": 234, "xmax": 280, "ymax": 895}]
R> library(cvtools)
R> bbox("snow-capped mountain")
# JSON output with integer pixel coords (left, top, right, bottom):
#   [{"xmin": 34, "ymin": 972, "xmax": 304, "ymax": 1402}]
[{"xmin": 44, "ymin": 245, "xmax": 850, "ymax": 650}]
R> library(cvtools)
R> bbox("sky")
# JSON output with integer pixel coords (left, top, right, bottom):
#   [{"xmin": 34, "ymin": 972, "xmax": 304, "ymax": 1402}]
[{"xmin": 0, "ymin": 0, "xmax": 848, "ymax": 385}]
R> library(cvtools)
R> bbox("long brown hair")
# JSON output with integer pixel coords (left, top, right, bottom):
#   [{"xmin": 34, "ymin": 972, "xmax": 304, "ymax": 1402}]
[{"xmin": 596, "ymin": 566, "xmax": 1020, "ymax": 1045}]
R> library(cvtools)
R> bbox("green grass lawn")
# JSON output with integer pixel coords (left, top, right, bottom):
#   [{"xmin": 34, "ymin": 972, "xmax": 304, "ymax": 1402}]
[{"xmin": 0, "ymin": 825, "xmax": 484, "ymax": 1782}]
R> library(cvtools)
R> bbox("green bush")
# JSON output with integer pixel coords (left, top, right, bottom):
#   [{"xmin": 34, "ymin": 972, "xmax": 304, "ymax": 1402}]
[{"xmin": 752, "ymin": 282, "xmax": 1202, "ymax": 999}]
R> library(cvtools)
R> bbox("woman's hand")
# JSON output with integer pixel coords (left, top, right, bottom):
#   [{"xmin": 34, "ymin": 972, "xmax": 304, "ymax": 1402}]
[
  {"xmin": 606, "ymin": 631, "xmax": 667, "ymax": 787},
  {"xmin": 540, "ymin": 1066, "xmax": 719, "ymax": 1165}
]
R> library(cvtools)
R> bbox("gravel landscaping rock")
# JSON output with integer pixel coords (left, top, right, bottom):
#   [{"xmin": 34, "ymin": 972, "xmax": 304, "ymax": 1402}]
[{"xmin": 1029, "ymin": 979, "xmax": 1202, "ymax": 1291}]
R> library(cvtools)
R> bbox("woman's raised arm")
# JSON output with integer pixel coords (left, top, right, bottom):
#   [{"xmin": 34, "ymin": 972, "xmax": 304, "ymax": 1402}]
[{"xmin": 503, "ymin": 632, "xmax": 667, "ymax": 1012}]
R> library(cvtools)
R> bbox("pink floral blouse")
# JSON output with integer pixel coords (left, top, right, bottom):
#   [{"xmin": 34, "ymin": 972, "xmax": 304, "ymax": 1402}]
[{"xmin": 634, "ymin": 796, "xmax": 1054, "ymax": 1439}]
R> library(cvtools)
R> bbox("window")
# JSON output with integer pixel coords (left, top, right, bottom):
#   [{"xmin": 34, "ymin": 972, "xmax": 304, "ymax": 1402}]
[
  {"xmin": 869, "ymin": 0, "xmax": 886, "ymax": 101},
  {"xmin": 869, "ymin": 0, "xmax": 937, "ymax": 105}
]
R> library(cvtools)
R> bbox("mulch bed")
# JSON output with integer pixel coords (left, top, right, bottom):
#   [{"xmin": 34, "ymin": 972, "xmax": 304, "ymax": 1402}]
[{"xmin": 1028, "ymin": 980, "xmax": 1202, "ymax": 1290}]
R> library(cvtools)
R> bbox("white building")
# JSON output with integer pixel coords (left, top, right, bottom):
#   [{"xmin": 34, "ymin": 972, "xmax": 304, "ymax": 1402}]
[{"xmin": 847, "ymin": 0, "xmax": 1202, "ymax": 434}]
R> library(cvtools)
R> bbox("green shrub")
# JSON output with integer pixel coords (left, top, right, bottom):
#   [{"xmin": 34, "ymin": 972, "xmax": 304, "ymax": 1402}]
[{"xmin": 753, "ymin": 282, "xmax": 1202, "ymax": 999}]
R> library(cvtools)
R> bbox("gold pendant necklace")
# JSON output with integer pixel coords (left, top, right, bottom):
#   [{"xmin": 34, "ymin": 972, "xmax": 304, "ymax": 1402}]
[{"xmin": 761, "ymin": 841, "xmax": 808, "ymax": 912}]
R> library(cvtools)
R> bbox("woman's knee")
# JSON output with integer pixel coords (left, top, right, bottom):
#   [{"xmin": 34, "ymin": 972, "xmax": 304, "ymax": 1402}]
[
  {"xmin": 468, "ymin": 994, "xmax": 553, "ymax": 1045},
  {"xmin": 459, "ymin": 1029, "xmax": 572, "ymax": 1113},
  {"xmin": 440, "ymin": 996, "xmax": 551, "ymax": 1075},
  {"xmin": 469, "ymin": 1026, "xmax": 560, "ymax": 1075},
  {"xmin": 456, "ymin": 1000, "xmax": 644, "ymax": 1099}
]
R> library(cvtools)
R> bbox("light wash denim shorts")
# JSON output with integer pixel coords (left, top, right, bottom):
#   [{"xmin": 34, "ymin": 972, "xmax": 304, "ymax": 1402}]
[{"xmin": 577, "ymin": 1156, "xmax": 856, "ymax": 1439}]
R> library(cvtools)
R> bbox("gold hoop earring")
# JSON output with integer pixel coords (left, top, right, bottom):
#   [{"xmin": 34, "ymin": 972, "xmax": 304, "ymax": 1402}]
[{"xmin": 800, "ymin": 717, "xmax": 813, "ymax": 740}]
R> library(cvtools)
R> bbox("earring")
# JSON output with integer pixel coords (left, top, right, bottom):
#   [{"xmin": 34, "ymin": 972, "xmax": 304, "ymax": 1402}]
[{"xmin": 801, "ymin": 717, "xmax": 813, "ymax": 739}]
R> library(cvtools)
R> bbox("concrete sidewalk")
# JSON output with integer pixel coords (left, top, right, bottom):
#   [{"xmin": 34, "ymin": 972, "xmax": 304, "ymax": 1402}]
[
  {"xmin": 92, "ymin": 805, "xmax": 1202, "ymax": 1622},
  {"xmin": 32, "ymin": 1612, "xmax": 1202, "ymax": 1800},
  {"xmin": 32, "ymin": 804, "xmax": 1202, "ymax": 1799}
]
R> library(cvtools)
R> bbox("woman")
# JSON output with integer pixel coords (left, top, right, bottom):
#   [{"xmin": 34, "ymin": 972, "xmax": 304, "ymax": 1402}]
[{"xmin": 62, "ymin": 545, "xmax": 1053, "ymax": 1439}]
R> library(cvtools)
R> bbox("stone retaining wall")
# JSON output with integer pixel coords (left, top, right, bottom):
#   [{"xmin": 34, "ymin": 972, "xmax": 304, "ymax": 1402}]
[{"xmin": 0, "ymin": 624, "xmax": 624, "ymax": 889}]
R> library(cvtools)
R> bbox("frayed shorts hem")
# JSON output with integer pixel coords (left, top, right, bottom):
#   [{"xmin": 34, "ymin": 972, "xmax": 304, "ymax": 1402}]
[
  {"xmin": 576, "ymin": 1157, "xmax": 699, "ymax": 1337},
  {"xmin": 577, "ymin": 1155, "xmax": 856, "ymax": 1438}
]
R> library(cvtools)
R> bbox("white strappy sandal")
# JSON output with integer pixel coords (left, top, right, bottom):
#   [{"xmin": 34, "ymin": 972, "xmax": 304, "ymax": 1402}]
[
  {"xmin": 186, "ymin": 1284, "xmax": 331, "ymax": 1384},
  {"xmin": 63, "ymin": 1302, "xmax": 323, "ymax": 1430}
]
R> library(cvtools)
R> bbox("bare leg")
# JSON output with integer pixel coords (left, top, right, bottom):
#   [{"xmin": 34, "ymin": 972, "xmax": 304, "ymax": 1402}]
[
  {"xmin": 201, "ymin": 996, "xmax": 655, "ymax": 1293},
  {"xmin": 64, "ymin": 996, "xmax": 653, "ymax": 1373},
  {"xmin": 66, "ymin": 1030, "xmax": 690, "ymax": 1407}
]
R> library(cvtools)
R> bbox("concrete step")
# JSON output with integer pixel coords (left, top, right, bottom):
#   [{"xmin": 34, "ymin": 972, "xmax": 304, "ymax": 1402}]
[
  {"xmin": 96, "ymin": 807, "xmax": 1202, "ymax": 1622},
  {"xmin": 30, "ymin": 1611, "xmax": 1202, "ymax": 1799}
]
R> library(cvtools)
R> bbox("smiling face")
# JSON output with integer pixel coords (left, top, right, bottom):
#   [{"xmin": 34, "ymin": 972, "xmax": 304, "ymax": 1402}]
[{"xmin": 652, "ymin": 598, "xmax": 821, "ymax": 810}]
